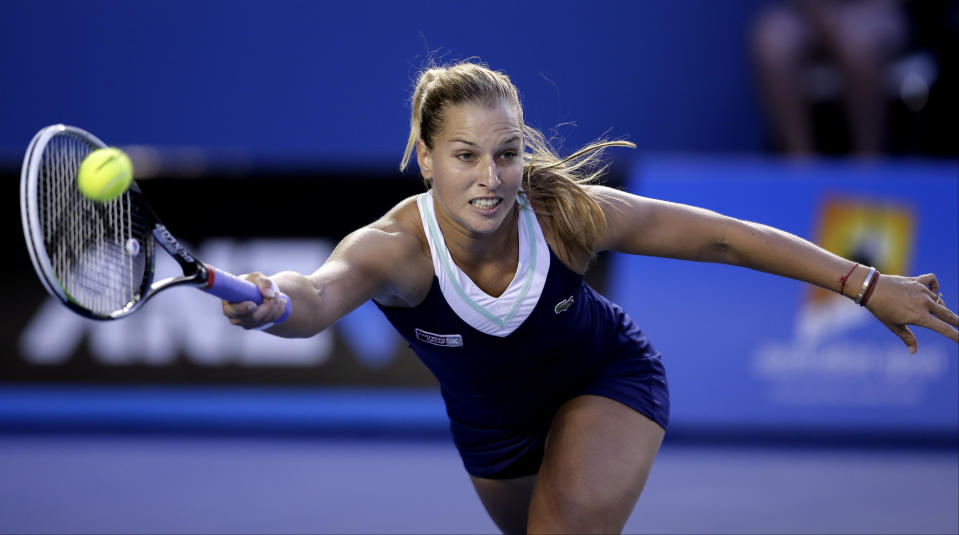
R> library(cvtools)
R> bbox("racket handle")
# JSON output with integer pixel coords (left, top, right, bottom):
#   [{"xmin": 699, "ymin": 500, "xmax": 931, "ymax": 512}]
[{"xmin": 202, "ymin": 265, "xmax": 291, "ymax": 324}]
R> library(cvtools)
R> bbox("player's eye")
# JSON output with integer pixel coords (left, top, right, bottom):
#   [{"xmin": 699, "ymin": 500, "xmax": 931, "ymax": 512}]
[{"xmin": 457, "ymin": 152, "xmax": 475, "ymax": 161}]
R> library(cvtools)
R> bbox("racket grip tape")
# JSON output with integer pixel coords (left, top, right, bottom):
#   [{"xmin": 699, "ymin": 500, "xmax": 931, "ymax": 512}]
[{"xmin": 202, "ymin": 265, "xmax": 292, "ymax": 324}]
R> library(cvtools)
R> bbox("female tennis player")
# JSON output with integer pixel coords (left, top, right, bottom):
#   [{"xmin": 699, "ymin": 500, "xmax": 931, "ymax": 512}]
[{"xmin": 222, "ymin": 61, "xmax": 959, "ymax": 534}]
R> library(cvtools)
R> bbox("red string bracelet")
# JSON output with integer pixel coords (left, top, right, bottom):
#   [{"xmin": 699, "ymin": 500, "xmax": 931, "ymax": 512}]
[
  {"xmin": 839, "ymin": 263, "xmax": 859, "ymax": 297},
  {"xmin": 860, "ymin": 270, "xmax": 881, "ymax": 307}
]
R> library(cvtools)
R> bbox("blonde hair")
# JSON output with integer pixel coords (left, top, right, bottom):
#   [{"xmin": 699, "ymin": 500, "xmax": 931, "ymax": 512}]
[{"xmin": 401, "ymin": 60, "xmax": 634, "ymax": 258}]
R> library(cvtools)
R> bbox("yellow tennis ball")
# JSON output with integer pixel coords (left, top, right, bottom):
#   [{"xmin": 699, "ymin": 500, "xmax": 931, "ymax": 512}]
[{"xmin": 77, "ymin": 147, "xmax": 134, "ymax": 202}]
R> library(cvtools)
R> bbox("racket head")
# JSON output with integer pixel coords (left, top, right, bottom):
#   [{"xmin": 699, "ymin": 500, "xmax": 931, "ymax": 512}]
[{"xmin": 20, "ymin": 124, "xmax": 157, "ymax": 320}]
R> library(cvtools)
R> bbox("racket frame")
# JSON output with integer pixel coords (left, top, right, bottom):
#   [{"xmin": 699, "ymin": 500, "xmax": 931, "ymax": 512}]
[
  {"xmin": 20, "ymin": 124, "xmax": 290, "ymax": 323},
  {"xmin": 20, "ymin": 124, "xmax": 160, "ymax": 319}
]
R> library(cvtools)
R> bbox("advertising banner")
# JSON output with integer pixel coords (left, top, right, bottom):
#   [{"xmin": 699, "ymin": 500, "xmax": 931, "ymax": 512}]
[{"xmin": 609, "ymin": 157, "xmax": 958, "ymax": 434}]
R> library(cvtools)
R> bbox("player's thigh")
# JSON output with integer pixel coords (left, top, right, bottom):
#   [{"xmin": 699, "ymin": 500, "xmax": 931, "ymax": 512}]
[
  {"xmin": 528, "ymin": 395, "xmax": 665, "ymax": 534},
  {"xmin": 470, "ymin": 474, "xmax": 536, "ymax": 535}
]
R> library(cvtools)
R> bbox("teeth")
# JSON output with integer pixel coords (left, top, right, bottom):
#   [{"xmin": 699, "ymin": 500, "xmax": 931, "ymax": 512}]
[{"xmin": 471, "ymin": 198, "xmax": 500, "ymax": 210}]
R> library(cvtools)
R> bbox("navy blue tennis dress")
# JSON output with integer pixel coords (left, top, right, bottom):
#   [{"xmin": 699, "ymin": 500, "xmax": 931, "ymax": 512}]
[{"xmin": 376, "ymin": 191, "xmax": 669, "ymax": 479}]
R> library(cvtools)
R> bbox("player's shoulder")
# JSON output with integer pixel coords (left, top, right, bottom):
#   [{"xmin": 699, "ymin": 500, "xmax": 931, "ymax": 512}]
[
  {"xmin": 369, "ymin": 193, "xmax": 425, "ymax": 236},
  {"xmin": 358, "ymin": 194, "xmax": 429, "ymax": 260},
  {"xmin": 378, "ymin": 194, "xmax": 424, "ymax": 227},
  {"xmin": 361, "ymin": 194, "xmax": 433, "ymax": 307}
]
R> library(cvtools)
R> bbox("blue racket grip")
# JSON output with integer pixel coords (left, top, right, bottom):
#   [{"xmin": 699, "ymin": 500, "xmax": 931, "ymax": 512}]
[{"xmin": 202, "ymin": 265, "xmax": 292, "ymax": 325}]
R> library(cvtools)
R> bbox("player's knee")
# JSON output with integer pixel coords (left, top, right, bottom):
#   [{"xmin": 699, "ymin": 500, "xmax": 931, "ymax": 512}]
[
  {"xmin": 471, "ymin": 475, "xmax": 534, "ymax": 535},
  {"xmin": 530, "ymin": 481, "xmax": 626, "ymax": 534},
  {"xmin": 530, "ymin": 505, "xmax": 623, "ymax": 534}
]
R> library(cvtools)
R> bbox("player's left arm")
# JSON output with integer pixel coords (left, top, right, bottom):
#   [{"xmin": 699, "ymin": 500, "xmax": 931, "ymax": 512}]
[{"xmin": 589, "ymin": 185, "xmax": 959, "ymax": 353}]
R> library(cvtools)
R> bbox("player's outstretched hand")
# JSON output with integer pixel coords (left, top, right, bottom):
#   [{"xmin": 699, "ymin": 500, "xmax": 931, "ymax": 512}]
[
  {"xmin": 221, "ymin": 272, "xmax": 287, "ymax": 331},
  {"xmin": 866, "ymin": 273, "xmax": 959, "ymax": 354}
]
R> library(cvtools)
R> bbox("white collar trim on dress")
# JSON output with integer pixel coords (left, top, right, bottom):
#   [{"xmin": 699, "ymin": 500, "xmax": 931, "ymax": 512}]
[{"xmin": 417, "ymin": 190, "xmax": 550, "ymax": 337}]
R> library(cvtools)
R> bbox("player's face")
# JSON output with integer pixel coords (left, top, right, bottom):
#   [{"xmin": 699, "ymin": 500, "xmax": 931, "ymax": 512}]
[{"xmin": 418, "ymin": 100, "xmax": 524, "ymax": 238}]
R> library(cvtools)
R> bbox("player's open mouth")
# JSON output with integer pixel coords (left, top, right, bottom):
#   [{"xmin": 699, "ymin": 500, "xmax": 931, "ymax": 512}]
[{"xmin": 470, "ymin": 198, "xmax": 501, "ymax": 210}]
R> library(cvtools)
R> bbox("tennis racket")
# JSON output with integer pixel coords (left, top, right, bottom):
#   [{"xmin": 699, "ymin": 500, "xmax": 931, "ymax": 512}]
[{"xmin": 19, "ymin": 123, "xmax": 291, "ymax": 323}]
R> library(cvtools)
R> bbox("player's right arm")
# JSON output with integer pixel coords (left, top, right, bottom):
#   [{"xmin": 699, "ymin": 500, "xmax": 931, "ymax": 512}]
[{"xmin": 222, "ymin": 199, "xmax": 428, "ymax": 337}]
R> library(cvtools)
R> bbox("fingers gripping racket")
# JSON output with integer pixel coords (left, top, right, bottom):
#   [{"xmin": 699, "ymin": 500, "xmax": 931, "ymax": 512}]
[{"xmin": 20, "ymin": 124, "xmax": 291, "ymax": 323}]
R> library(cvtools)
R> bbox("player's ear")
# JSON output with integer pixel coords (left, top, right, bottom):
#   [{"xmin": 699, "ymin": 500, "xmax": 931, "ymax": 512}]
[{"xmin": 416, "ymin": 139, "xmax": 432, "ymax": 181}]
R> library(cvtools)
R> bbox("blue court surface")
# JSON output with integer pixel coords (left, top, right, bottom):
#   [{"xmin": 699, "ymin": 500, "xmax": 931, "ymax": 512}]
[{"xmin": 0, "ymin": 433, "xmax": 955, "ymax": 534}]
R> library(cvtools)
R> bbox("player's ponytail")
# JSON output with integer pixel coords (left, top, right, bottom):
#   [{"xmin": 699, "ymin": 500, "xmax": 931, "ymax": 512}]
[
  {"xmin": 522, "ymin": 129, "xmax": 634, "ymax": 260},
  {"xmin": 400, "ymin": 69, "xmax": 441, "ymax": 175}
]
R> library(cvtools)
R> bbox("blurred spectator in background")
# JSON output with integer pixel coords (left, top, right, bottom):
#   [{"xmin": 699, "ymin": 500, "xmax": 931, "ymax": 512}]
[{"xmin": 751, "ymin": 0, "xmax": 909, "ymax": 157}]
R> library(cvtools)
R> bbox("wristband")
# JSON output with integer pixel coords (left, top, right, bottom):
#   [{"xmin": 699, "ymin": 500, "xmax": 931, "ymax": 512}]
[
  {"xmin": 859, "ymin": 270, "xmax": 880, "ymax": 307},
  {"xmin": 855, "ymin": 267, "xmax": 877, "ymax": 305}
]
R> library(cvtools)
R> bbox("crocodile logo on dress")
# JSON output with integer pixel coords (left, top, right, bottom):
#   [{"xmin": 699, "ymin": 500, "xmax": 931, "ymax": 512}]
[{"xmin": 554, "ymin": 296, "xmax": 574, "ymax": 314}]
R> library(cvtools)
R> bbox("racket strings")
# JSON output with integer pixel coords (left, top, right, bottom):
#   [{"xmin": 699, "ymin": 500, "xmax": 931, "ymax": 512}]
[{"xmin": 38, "ymin": 133, "xmax": 150, "ymax": 316}]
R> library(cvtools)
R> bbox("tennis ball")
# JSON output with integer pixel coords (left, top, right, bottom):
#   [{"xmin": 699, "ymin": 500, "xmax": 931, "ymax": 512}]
[{"xmin": 77, "ymin": 147, "xmax": 133, "ymax": 202}]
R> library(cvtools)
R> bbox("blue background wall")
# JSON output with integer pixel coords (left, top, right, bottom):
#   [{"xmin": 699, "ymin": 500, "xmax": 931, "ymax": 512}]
[{"xmin": 0, "ymin": 0, "xmax": 769, "ymax": 165}]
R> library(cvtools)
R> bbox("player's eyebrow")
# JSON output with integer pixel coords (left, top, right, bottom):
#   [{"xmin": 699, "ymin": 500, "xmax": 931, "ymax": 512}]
[
  {"xmin": 449, "ymin": 138, "xmax": 478, "ymax": 147},
  {"xmin": 449, "ymin": 135, "xmax": 521, "ymax": 147}
]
